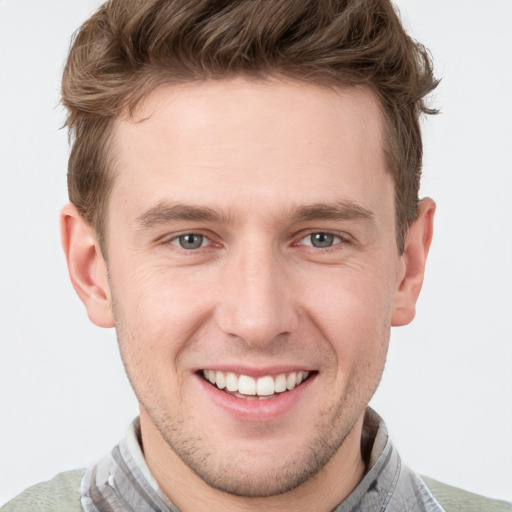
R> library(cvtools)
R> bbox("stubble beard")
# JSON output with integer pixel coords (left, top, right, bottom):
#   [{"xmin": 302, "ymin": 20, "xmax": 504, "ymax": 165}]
[
  {"xmin": 116, "ymin": 331, "xmax": 387, "ymax": 498},
  {"xmin": 112, "ymin": 292, "xmax": 389, "ymax": 499},
  {"xmin": 136, "ymin": 373, "xmax": 376, "ymax": 499}
]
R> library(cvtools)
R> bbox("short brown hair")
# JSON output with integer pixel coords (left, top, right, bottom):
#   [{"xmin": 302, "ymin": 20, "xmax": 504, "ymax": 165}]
[{"xmin": 62, "ymin": 0, "xmax": 437, "ymax": 251}]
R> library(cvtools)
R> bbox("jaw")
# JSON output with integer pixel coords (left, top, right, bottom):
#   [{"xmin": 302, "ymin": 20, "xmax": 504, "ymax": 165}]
[{"xmin": 138, "ymin": 386, "xmax": 368, "ymax": 507}]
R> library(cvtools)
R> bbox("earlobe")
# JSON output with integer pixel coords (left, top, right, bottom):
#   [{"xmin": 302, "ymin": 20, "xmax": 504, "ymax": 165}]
[
  {"xmin": 60, "ymin": 204, "xmax": 115, "ymax": 328},
  {"xmin": 391, "ymin": 198, "xmax": 436, "ymax": 327}
]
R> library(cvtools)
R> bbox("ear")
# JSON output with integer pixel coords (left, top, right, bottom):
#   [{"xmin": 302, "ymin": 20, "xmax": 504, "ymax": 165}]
[
  {"xmin": 60, "ymin": 203, "xmax": 115, "ymax": 328},
  {"xmin": 391, "ymin": 198, "xmax": 436, "ymax": 326}
]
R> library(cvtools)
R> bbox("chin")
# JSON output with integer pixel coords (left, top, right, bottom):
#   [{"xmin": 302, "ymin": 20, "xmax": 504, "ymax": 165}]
[
  {"xmin": 155, "ymin": 406, "xmax": 360, "ymax": 499},
  {"xmin": 181, "ymin": 451, "xmax": 327, "ymax": 498}
]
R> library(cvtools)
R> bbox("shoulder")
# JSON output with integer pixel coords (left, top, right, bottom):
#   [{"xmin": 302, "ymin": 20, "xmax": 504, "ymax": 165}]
[
  {"xmin": 421, "ymin": 475, "xmax": 512, "ymax": 512},
  {"xmin": 2, "ymin": 469, "xmax": 85, "ymax": 512}
]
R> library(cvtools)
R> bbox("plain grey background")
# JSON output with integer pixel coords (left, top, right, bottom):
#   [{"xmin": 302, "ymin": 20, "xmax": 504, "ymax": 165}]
[{"xmin": 1, "ymin": 0, "xmax": 511, "ymax": 504}]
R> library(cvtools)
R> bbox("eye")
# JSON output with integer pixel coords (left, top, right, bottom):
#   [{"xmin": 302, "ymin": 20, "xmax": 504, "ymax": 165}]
[
  {"xmin": 170, "ymin": 233, "xmax": 207, "ymax": 250},
  {"xmin": 301, "ymin": 232, "xmax": 342, "ymax": 248}
]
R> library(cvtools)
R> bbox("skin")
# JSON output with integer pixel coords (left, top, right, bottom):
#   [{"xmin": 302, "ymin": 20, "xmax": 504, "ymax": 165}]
[{"xmin": 61, "ymin": 78, "xmax": 435, "ymax": 512}]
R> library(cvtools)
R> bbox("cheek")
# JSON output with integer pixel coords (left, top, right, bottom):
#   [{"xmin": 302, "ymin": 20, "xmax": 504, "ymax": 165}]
[
  {"xmin": 300, "ymin": 261, "xmax": 396, "ymax": 359},
  {"xmin": 110, "ymin": 263, "xmax": 216, "ymax": 368}
]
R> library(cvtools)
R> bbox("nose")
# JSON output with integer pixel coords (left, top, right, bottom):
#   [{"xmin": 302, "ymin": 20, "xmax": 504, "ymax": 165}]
[{"xmin": 216, "ymin": 243, "xmax": 299, "ymax": 348}]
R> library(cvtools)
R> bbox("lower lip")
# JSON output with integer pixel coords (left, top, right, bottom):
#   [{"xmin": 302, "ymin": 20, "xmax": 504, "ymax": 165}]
[{"xmin": 196, "ymin": 373, "xmax": 316, "ymax": 422}]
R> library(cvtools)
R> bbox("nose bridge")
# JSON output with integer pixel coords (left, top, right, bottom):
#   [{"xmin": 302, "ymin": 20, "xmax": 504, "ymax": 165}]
[{"xmin": 217, "ymin": 240, "xmax": 296, "ymax": 346}]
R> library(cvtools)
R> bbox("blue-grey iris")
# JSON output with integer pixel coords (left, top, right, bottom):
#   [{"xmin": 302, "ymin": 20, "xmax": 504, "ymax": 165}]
[
  {"xmin": 179, "ymin": 234, "xmax": 203, "ymax": 249},
  {"xmin": 311, "ymin": 233, "xmax": 335, "ymax": 248}
]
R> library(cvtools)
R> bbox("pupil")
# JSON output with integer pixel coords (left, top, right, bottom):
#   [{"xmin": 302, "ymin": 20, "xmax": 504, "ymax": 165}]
[
  {"xmin": 180, "ymin": 234, "xmax": 202, "ymax": 249},
  {"xmin": 312, "ymin": 233, "xmax": 334, "ymax": 248}
]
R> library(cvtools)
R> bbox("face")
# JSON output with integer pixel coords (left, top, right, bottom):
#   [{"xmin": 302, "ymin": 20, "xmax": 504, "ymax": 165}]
[{"xmin": 103, "ymin": 79, "xmax": 404, "ymax": 497}]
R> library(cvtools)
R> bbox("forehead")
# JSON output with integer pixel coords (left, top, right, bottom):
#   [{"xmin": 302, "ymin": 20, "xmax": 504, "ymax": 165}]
[{"xmin": 109, "ymin": 78, "xmax": 391, "ymax": 225}]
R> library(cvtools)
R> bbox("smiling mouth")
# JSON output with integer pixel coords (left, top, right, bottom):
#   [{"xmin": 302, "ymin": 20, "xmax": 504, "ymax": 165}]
[{"xmin": 200, "ymin": 370, "xmax": 313, "ymax": 400}]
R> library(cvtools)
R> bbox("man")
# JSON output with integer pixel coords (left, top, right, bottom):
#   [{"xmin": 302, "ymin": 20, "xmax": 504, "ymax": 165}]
[{"xmin": 2, "ymin": 0, "xmax": 511, "ymax": 511}]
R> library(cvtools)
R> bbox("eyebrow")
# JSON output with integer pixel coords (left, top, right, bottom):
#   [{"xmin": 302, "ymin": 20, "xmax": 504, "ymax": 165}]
[
  {"xmin": 136, "ymin": 200, "xmax": 374, "ymax": 228},
  {"xmin": 136, "ymin": 203, "xmax": 227, "ymax": 227},
  {"xmin": 290, "ymin": 202, "xmax": 374, "ymax": 224}
]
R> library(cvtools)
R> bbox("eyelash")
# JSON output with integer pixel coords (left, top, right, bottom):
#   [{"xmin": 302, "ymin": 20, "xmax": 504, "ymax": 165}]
[
  {"xmin": 165, "ymin": 231, "xmax": 349, "ymax": 252},
  {"xmin": 167, "ymin": 233, "xmax": 214, "ymax": 251},
  {"xmin": 293, "ymin": 230, "xmax": 353, "ymax": 255},
  {"xmin": 296, "ymin": 232, "xmax": 345, "ymax": 250}
]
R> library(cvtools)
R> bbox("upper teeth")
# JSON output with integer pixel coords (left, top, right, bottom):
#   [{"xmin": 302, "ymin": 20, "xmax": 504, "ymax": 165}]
[{"xmin": 202, "ymin": 370, "xmax": 310, "ymax": 396}]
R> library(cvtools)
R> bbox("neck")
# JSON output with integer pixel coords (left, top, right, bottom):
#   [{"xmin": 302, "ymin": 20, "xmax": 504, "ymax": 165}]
[{"xmin": 140, "ymin": 411, "xmax": 367, "ymax": 512}]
